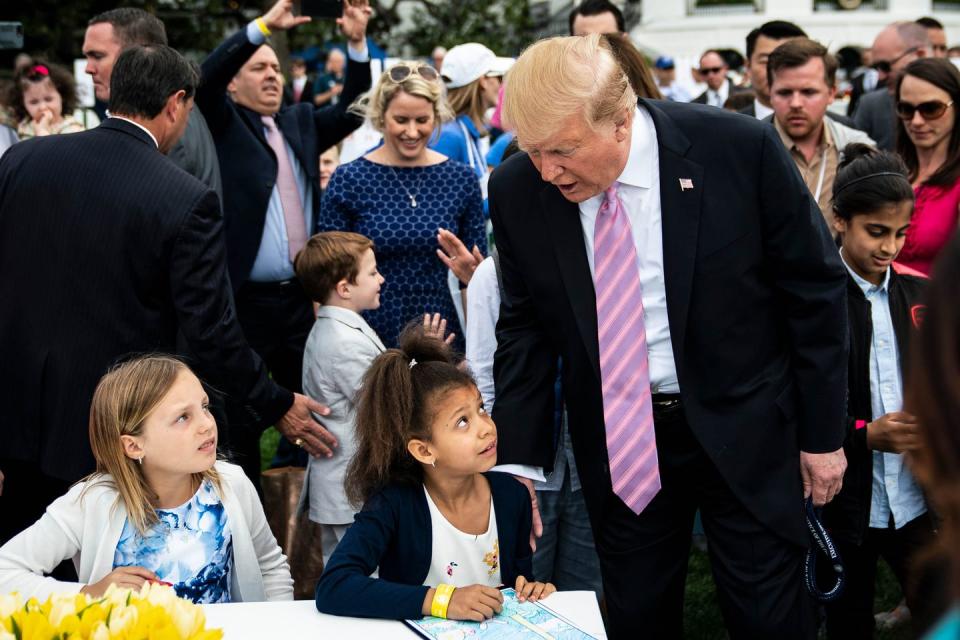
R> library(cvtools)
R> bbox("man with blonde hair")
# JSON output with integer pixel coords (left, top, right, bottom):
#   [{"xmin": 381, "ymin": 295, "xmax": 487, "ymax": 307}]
[{"xmin": 490, "ymin": 34, "xmax": 848, "ymax": 638}]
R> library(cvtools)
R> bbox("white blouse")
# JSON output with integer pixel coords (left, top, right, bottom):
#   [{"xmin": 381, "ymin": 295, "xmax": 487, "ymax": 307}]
[{"xmin": 422, "ymin": 487, "xmax": 502, "ymax": 588}]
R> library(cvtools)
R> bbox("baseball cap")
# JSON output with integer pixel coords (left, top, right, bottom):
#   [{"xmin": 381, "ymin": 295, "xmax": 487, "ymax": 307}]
[
  {"xmin": 655, "ymin": 56, "xmax": 675, "ymax": 70},
  {"xmin": 441, "ymin": 43, "xmax": 497, "ymax": 89},
  {"xmin": 486, "ymin": 56, "xmax": 515, "ymax": 78}
]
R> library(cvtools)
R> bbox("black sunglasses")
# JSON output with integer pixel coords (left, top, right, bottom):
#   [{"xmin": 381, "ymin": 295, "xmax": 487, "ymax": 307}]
[
  {"xmin": 699, "ymin": 66, "xmax": 725, "ymax": 75},
  {"xmin": 387, "ymin": 64, "xmax": 439, "ymax": 83},
  {"xmin": 896, "ymin": 99, "xmax": 954, "ymax": 120},
  {"xmin": 872, "ymin": 47, "xmax": 918, "ymax": 74}
]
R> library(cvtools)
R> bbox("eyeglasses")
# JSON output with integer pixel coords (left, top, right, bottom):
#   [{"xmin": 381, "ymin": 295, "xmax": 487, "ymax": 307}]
[
  {"xmin": 872, "ymin": 47, "xmax": 918, "ymax": 74},
  {"xmin": 699, "ymin": 66, "xmax": 725, "ymax": 75},
  {"xmin": 387, "ymin": 64, "xmax": 439, "ymax": 83},
  {"xmin": 896, "ymin": 99, "xmax": 954, "ymax": 120}
]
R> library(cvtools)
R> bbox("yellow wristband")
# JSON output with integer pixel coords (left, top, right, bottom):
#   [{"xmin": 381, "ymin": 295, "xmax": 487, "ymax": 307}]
[
  {"xmin": 255, "ymin": 17, "xmax": 272, "ymax": 37},
  {"xmin": 430, "ymin": 583, "xmax": 456, "ymax": 618}
]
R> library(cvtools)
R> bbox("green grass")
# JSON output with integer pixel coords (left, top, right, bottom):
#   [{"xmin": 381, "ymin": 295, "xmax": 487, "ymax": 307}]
[{"xmin": 261, "ymin": 427, "xmax": 911, "ymax": 637}]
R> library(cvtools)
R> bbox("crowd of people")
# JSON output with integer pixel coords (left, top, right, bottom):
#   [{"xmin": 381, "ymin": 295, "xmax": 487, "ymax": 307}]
[{"xmin": 1, "ymin": 0, "xmax": 960, "ymax": 638}]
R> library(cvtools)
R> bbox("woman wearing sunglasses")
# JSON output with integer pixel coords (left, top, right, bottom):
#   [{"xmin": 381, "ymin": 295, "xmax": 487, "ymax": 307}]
[
  {"xmin": 318, "ymin": 61, "xmax": 485, "ymax": 349},
  {"xmin": 895, "ymin": 58, "xmax": 960, "ymax": 275}
]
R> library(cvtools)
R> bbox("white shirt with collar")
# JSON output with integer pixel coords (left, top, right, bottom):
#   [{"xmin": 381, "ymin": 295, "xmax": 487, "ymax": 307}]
[
  {"xmin": 753, "ymin": 98, "xmax": 774, "ymax": 120},
  {"xmin": 107, "ymin": 115, "xmax": 159, "ymax": 148},
  {"xmin": 707, "ymin": 80, "xmax": 730, "ymax": 108},
  {"xmin": 495, "ymin": 106, "xmax": 679, "ymax": 482}
]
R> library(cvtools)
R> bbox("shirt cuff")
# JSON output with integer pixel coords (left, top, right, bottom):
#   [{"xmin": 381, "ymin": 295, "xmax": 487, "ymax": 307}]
[
  {"xmin": 246, "ymin": 21, "xmax": 267, "ymax": 46},
  {"xmin": 491, "ymin": 464, "xmax": 546, "ymax": 483},
  {"xmin": 346, "ymin": 40, "xmax": 369, "ymax": 63}
]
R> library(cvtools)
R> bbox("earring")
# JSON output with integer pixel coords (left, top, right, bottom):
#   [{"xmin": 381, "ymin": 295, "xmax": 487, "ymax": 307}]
[
  {"xmin": 431, "ymin": 460, "xmax": 436, "ymax": 468},
  {"xmin": 138, "ymin": 456, "xmax": 143, "ymax": 465}
]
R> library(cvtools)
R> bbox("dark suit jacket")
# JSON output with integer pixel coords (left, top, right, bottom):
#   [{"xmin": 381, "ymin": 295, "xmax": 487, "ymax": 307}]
[
  {"xmin": 167, "ymin": 108, "xmax": 223, "ymax": 202},
  {"xmin": 489, "ymin": 100, "xmax": 848, "ymax": 547},
  {"xmin": 197, "ymin": 29, "xmax": 371, "ymax": 287},
  {"xmin": 315, "ymin": 472, "xmax": 532, "ymax": 619},
  {"xmin": 692, "ymin": 78, "xmax": 744, "ymax": 105},
  {"xmin": 854, "ymin": 89, "xmax": 896, "ymax": 151},
  {"xmin": 0, "ymin": 119, "xmax": 290, "ymax": 482},
  {"xmin": 283, "ymin": 77, "xmax": 317, "ymax": 107},
  {"xmin": 742, "ymin": 101, "xmax": 862, "ymax": 130}
]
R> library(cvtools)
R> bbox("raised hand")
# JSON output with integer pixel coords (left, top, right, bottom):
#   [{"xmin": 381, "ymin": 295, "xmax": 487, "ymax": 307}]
[
  {"xmin": 262, "ymin": 0, "xmax": 312, "ymax": 32},
  {"xmin": 338, "ymin": 0, "xmax": 371, "ymax": 46},
  {"xmin": 423, "ymin": 312, "xmax": 456, "ymax": 345}
]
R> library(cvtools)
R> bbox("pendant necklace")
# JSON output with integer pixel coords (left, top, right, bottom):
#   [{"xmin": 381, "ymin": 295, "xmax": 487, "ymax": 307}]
[{"xmin": 389, "ymin": 165, "xmax": 426, "ymax": 208}]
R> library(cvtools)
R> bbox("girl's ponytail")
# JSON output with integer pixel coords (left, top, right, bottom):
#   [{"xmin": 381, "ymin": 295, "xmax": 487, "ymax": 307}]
[{"xmin": 345, "ymin": 321, "xmax": 476, "ymax": 505}]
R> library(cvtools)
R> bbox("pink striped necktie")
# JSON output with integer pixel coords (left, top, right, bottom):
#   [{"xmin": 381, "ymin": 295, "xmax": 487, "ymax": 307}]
[
  {"xmin": 593, "ymin": 183, "xmax": 661, "ymax": 515},
  {"xmin": 261, "ymin": 115, "xmax": 307, "ymax": 262}
]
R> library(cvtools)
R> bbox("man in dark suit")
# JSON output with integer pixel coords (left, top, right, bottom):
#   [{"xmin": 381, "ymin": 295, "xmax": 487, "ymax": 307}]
[
  {"xmin": 0, "ymin": 45, "xmax": 330, "ymax": 544},
  {"xmin": 491, "ymin": 35, "xmax": 848, "ymax": 638},
  {"xmin": 196, "ymin": 0, "xmax": 371, "ymax": 479},
  {"xmin": 855, "ymin": 21, "xmax": 931, "ymax": 150},
  {"xmin": 83, "ymin": 8, "xmax": 222, "ymax": 200},
  {"xmin": 283, "ymin": 56, "xmax": 316, "ymax": 106},
  {"xmin": 692, "ymin": 49, "xmax": 745, "ymax": 107}
]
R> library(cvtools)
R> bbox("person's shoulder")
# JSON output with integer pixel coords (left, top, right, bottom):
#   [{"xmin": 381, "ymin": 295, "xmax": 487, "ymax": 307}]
[
  {"xmin": 647, "ymin": 99, "xmax": 766, "ymax": 139},
  {"xmin": 214, "ymin": 460, "xmax": 254, "ymax": 494},
  {"xmin": 485, "ymin": 471, "xmax": 526, "ymax": 501},
  {"xmin": 491, "ymin": 149, "xmax": 536, "ymax": 187},
  {"xmin": 440, "ymin": 157, "xmax": 479, "ymax": 178},
  {"xmin": 891, "ymin": 263, "xmax": 929, "ymax": 298},
  {"xmin": 858, "ymin": 89, "xmax": 890, "ymax": 110}
]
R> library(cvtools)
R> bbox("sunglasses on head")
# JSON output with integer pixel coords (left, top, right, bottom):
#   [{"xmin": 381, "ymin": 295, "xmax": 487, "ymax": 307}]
[
  {"xmin": 872, "ymin": 47, "xmax": 919, "ymax": 74},
  {"xmin": 699, "ymin": 66, "xmax": 725, "ymax": 75},
  {"xmin": 896, "ymin": 99, "xmax": 954, "ymax": 120},
  {"xmin": 387, "ymin": 64, "xmax": 439, "ymax": 83}
]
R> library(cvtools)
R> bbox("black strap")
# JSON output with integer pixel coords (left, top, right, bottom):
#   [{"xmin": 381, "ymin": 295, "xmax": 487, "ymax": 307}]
[
  {"xmin": 491, "ymin": 248, "xmax": 505, "ymax": 301},
  {"xmin": 804, "ymin": 497, "xmax": 846, "ymax": 603}
]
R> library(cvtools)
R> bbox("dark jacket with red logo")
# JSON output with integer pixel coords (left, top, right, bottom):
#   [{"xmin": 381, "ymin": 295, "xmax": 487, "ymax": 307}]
[{"xmin": 823, "ymin": 263, "xmax": 927, "ymax": 545}]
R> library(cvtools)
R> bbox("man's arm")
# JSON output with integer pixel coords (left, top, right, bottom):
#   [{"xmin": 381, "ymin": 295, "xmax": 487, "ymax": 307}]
[
  {"xmin": 488, "ymin": 169, "xmax": 559, "ymax": 469},
  {"xmin": 757, "ymin": 125, "xmax": 848, "ymax": 504}
]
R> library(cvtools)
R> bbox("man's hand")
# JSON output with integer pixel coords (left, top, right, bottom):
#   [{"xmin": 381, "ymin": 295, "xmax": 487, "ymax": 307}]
[
  {"xmin": 262, "ymin": 0, "xmax": 312, "ymax": 32},
  {"xmin": 513, "ymin": 476, "xmax": 543, "ymax": 551},
  {"xmin": 437, "ymin": 227, "xmax": 484, "ymax": 285},
  {"xmin": 276, "ymin": 393, "xmax": 338, "ymax": 458},
  {"xmin": 338, "ymin": 0, "xmax": 371, "ymax": 46},
  {"xmin": 800, "ymin": 448, "xmax": 847, "ymax": 507},
  {"xmin": 866, "ymin": 412, "xmax": 920, "ymax": 453}
]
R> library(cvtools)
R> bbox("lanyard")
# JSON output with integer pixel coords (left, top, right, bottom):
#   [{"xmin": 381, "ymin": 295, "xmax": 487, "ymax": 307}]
[
  {"xmin": 813, "ymin": 146, "xmax": 829, "ymax": 203},
  {"xmin": 804, "ymin": 498, "xmax": 846, "ymax": 602}
]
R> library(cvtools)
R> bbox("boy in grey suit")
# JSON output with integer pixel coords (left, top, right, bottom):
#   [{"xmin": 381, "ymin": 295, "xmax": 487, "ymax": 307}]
[{"xmin": 296, "ymin": 232, "xmax": 453, "ymax": 563}]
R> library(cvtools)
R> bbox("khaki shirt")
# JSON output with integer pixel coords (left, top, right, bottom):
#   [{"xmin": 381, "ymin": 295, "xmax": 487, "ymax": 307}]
[{"xmin": 775, "ymin": 119, "xmax": 838, "ymax": 237}]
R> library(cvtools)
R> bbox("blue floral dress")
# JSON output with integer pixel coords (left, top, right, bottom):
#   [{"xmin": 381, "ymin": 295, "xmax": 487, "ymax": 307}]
[
  {"xmin": 113, "ymin": 479, "xmax": 233, "ymax": 604},
  {"xmin": 319, "ymin": 157, "xmax": 485, "ymax": 349}
]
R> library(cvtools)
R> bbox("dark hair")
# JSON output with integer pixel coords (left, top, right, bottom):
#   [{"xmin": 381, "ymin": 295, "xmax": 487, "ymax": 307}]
[
  {"xmin": 916, "ymin": 16, "xmax": 945, "ymax": 31},
  {"xmin": 344, "ymin": 323, "xmax": 476, "ymax": 506},
  {"xmin": 568, "ymin": 0, "xmax": 625, "ymax": 34},
  {"xmin": 907, "ymin": 231, "xmax": 960, "ymax": 595},
  {"xmin": 7, "ymin": 59, "xmax": 78, "ymax": 122},
  {"xmin": 88, "ymin": 8, "xmax": 167, "ymax": 48},
  {"xmin": 832, "ymin": 143, "xmax": 914, "ymax": 221},
  {"xmin": 294, "ymin": 231, "xmax": 374, "ymax": 303},
  {"xmin": 766, "ymin": 38, "xmax": 838, "ymax": 90},
  {"xmin": 109, "ymin": 45, "xmax": 198, "ymax": 119},
  {"xmin": 895, "ymin": 58, "xmax": 960, "ymax": 187},
  {"xmin": 723, "ymin": 90, "xmax": 755, "ymax": 111},
  {"xmin": 601, "ymin": 33, "xmax": 662, "ymax": 99},
  {"xmin": 745, "ymin": 20, "xmax": 807, "ymax": 61}
]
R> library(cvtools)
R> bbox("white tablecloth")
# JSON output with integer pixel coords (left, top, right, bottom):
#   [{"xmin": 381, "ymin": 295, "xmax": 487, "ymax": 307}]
[{"xmin": 203, "ymin": 591, "xmax": 606, "ymax": 638}]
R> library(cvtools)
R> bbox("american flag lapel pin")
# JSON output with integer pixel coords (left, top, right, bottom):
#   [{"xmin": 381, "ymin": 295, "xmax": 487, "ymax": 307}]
[{"xmin": 679, "ymin": 178, "xmax": 694, "ymax": 191}]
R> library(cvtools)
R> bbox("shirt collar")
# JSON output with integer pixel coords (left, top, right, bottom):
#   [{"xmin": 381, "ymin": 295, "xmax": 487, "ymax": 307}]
[
  {"xmin": 753, "ymin": 98, "xmax": 773, "ymax": 120},
  {"xmin": 774, "ymin": 116, "xmax": 832, "ymax": 154},
  {"xmin": 107, "ymin": 114, "xmax": 159, "ymax": 148},
  {"xmin": 317, "ymin": 304, "xmax": 369, "ymax": 329},
  {"xmin": 840, "ymin": 248, "xmax": 891, "ymax": 295},
  {"xmin": 616, "ymin": 106, "xmax": 655, "ymax": 190}
]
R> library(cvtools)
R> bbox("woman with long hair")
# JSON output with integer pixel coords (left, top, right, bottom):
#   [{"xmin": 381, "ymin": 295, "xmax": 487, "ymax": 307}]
[{"xmin": 894, "ymin": 58, "xmax": 960, "ymax": 274}]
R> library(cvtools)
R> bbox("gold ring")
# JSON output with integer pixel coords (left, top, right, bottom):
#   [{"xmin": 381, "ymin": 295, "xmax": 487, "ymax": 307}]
[{"xmin": 294, "ymin": 438, "xmax": 304, "ymax": 447}]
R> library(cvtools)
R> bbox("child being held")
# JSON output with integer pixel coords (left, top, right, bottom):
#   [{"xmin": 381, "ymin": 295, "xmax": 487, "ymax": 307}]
[
  {"xmin": 0, "ymin": 356, "xmax": 292, "ymax": 603},
  {"xmin": 296, "ymin": 231, "xmax": 452, "ymax": 564},
  {"xmin": 314, "ymin": 324, "xmax": 555, "ymax": 621},
  {"xmin": 8, "ymin": 61, "xmax": 85, "ymax": 139}
]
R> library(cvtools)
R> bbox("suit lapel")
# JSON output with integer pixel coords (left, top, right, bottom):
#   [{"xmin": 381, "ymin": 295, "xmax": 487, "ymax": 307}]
[
  {"xmin": 541, "ymin": 185, "xmax": 601, "ymax": 382},
  {"xmin": 643, "ymin": 100, "xmax": 703, "ymax": 375}
]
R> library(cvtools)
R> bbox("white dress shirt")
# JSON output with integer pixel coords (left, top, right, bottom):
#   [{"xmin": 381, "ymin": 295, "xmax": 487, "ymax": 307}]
[
  {"xmin": 495, "ymin": 106, "xmax": 679, "ymax": 481},
  {"xmin": 107, "ymin": 115, "xmax": 159, "ymax": 148},
  {"xmin": 753, "ymin": 98, "xmax": 774, "ymax": 120},
  {"xmin": 707, "ymin": 80, "xmax": 730, "ymax": 108}
]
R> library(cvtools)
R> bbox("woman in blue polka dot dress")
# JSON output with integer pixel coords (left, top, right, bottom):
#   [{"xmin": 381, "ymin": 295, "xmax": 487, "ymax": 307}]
[{"xmin": 320, "ymin": 61, "xmax": 484, "ymax": 349}]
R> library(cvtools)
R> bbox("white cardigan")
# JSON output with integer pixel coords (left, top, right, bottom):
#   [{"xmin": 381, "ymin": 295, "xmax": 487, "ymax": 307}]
[{"xmin": 0, "ymin": 461, "xmax": 293, "ymax": 602}]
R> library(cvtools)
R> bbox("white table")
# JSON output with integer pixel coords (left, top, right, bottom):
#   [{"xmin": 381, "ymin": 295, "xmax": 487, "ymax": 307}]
[{"xmin": 204, "ymin": 591, "xmax": 606, "ymax": 638}]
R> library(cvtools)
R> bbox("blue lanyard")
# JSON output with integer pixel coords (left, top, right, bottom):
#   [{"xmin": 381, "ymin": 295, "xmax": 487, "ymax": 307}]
[{"xmin": 804, "ymin": 497, "xmax": 846, "ymax": 602}]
